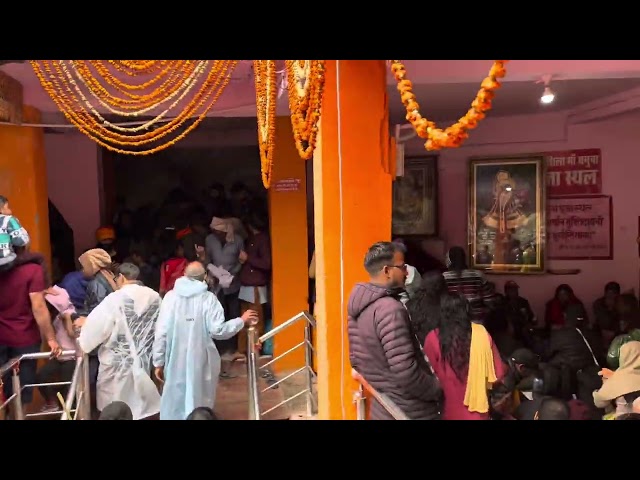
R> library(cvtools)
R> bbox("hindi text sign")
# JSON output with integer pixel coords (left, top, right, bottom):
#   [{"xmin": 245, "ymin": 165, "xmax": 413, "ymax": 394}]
[
  {"xmin": 545, "ymin": 149, "xmax": 602, "ymax": 196},
  {"xmin": 547, "ymin": 195, "xmax": 612, "ymax": 260},
  {"xmin": 273, "ymin": 178, "xmax": 302, "ymax": 192}
]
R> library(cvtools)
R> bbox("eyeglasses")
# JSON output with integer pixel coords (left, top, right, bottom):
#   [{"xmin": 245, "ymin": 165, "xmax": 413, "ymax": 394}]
[{"xmin": 387, "ymin": 264, "xmax": 408, "ymax": 271}]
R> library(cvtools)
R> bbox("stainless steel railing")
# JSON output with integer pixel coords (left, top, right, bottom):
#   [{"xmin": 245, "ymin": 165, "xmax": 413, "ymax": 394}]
[
  {"xmin": 0, "ymin": 350, "xmax": 91, "ymax": 420},
  {"xmin": 247, "ymin": 311, "xmax": 316, "ymax": 420},
  {"xmin": 351, "ymin": 368, "xmax": 410, "ymax": 420}
]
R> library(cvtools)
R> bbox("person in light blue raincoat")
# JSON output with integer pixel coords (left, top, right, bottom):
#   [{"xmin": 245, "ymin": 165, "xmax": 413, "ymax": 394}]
[{"xmin": 152, "ymin": 261, "xmax": 257, "ymax": 420}]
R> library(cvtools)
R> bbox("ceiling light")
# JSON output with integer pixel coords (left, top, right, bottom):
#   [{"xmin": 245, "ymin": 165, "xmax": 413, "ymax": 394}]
[{"xmin": 540, "ymin": 86, "xmax": 555, "ymax": 104}]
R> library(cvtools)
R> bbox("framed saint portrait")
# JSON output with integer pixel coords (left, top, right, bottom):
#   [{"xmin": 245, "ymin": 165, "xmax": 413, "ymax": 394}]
[
  {"xmin": 392, "ymin": 155, "xmax": 438, "ymax": 237},
  {"xmin": 468, "ymin": 155, "xmax": 546, "ymax": 274}
]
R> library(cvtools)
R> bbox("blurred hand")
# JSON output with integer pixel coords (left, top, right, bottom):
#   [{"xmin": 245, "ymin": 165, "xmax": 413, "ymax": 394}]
[
  {"xmin": 154, "ymin": 367, "xmax": 164, "ymax": 384},
  {"xmin": 48, "ymin": 339, "xmax": 62, "ymax": 358},
  {"xmin": 599, "ymin": 368, "xmax": 614, "ymax": 380},
  {"xmin": 238, "ymin": 250, "xmax": 248, "ymax": 264},
  {"xmin": 241, "ymin": 309, "xmax": 259, "ymax": 326},
  {"xmin": 73, "ymin": 316, "xmax": 87, "ymax": 329}
]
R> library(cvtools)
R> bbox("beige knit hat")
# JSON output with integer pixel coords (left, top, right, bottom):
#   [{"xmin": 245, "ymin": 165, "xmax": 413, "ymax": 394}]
[{"xmin": 78, "ymin": 248, "xmax": 112, "ymax": 277}]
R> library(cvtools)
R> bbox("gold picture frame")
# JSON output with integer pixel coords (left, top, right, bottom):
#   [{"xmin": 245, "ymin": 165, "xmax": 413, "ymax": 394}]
[{"xmin": 468, "ymin": 155, "xmax": 546, "ymax": 274}]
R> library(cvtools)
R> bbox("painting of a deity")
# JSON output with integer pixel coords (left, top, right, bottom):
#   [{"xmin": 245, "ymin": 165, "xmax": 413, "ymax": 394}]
[
  {"xmin": 468, "ymin": 155, "xmax": 546, "ymax": 274},
  {"xmin": 392, "ymin": 156, "xmax": 438, "ymax": 237}
]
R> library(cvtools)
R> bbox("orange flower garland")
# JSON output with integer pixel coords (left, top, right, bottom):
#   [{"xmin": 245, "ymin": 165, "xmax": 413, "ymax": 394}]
[
  {"xmin": 391, "ymin": 60, "xmax": 508, "ymax": 151},
  {"xmin": 253, "ymin": 60, "xmax": 277, "ymax": 189},
  {"xmin": 30, "ymin": 60, "xmax": 238, "ymax": 155},
  {"xmin": 285, "ymin": 60, "xmax": 326, "ymax": 160}
]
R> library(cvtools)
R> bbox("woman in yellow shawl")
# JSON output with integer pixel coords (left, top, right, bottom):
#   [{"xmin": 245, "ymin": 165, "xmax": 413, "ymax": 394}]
[{"xmin": 423, "ymin": 293, "xmax": 507, "ymax": 420}]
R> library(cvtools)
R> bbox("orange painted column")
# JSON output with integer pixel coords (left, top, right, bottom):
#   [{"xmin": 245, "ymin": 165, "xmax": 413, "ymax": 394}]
[
  {"xmin": 0, "ymin": 105, "xmax": 51, "ymax": 265},
  {"xmin": 268, "ymin": 116, "xmax": 309, "ymax": 371},
  {"xmin": 314, "ymin": 60, "xmax": 392, "ymax": 419}
]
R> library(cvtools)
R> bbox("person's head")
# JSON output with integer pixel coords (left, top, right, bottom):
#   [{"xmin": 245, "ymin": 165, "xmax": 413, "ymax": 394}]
[
  {"xmin": 504, "ymin": 280, "xmax": 520, "ymax": 300},
  {"xmin": 207, "ymin": 183, "xmax": 225, "ymax": 200},
  {"xmin": 230, "ymin": 182, "xmax": 250, "ymax": 202},
  {"xmin": 44, "ymin": 286, "xmax": 73, "ymax": 318},
  {"xmin": 169, "ymin": 240, "xmax": 185, "ymax": 259},
  {"xmin": 116, "ymin": 262, "xmax": 140, "ymax": 288},
  {"xmin": 363, "ymin": 241, "xmax": 407, "ymax": 289},
  {"xmin": 510, "ymin": 348, "xmax": 540, "ymax": 377},
  {"xmin": 604, "ymin": 282, "xmax": 621, "ymax": 307},
  {"xmin": 0, "ymin": 195, "xmax": 11, "ymax": 215},
  {"xmin": 245, "ymin": 212, "xmax": 267, "ymax": 235},
  {"xmin": 210, "ymin": 217, "xmax": 232, "ymax": 242},
  {"xmin": 186, "ymin": 406, "xmax": 218, "ymax": 420},
  {"xmin": 184, "ymin": 261, "xmax": 207, "ymax": 283},
  {"xmin": 119, "ymin": 210, "xmax": 134, "ymax": 231},
  {"xmin": 78, "ymin": 248, "xmax": 112, "ymax": 278},
  {"xmin": 617, "ymin": 294, "xmax": 640, "ymax": 332},
  {"xmin": 446, "ymin": 246, "xmax": 467, "ymax": 271},
  {"xmin": 422, "ymin": 271, "xmax": 446, "ymax": 300},
  {"xmin": 99, "ymin": 401, "xmax": 133, "ymax": 420},
  {"xmin": 616, "ymin": 413, "xmax": 640, "ymax": 420},
  {"xmin": 190, "ymin": 212, "xmax": 208, "ymax": 236},
  {"xmin": 534, "ymin": 397, "xmax": 570, "ymax": 420},
  {"xmin": 439, "ymin": 293, "xmax": 472, "ymax": 381},
  {"xmin": 555, "ymin": 284, "xmax": 574, "ymax": 306},
  {"xmin": 130, "ymin": 250, "xmax": 145, "ymax": 266}
]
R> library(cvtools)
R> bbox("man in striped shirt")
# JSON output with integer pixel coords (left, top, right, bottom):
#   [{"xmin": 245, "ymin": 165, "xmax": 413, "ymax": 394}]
[{"xmin": 442, "ymin": 246, "xmax": 495, "ymax": 322}]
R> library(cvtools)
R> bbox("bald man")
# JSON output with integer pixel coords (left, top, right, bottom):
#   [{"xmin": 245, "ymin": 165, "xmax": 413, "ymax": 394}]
[{"xmin": 152, "ymin": 261, "xmax": 257, "ymax": 420}]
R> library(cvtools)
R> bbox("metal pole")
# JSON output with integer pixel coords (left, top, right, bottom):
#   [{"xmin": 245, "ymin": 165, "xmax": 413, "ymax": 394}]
[
  {"xmin": 11, "ymin": 368, "xmax": 24, "ymax": 420},
  {"xmin": 246, "ymin": 326, "xmax": 261, "ymax": 420},
  {"xmin": 355, "ymin": 385, "xmax": 366, "ymax": 420},
  {"xmin": 81, "ymin": 354, "xmax": 91, "ymax": 420},
  {"xmin": 304, "ymin": 322, "xmax": 314, "ymax": 417}
]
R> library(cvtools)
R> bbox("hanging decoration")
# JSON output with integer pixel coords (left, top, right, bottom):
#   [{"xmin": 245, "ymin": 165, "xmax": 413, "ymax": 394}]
[
  {"xmin": 29, "ymin": 60, "xmax": 238, "ymax": 155},
  {"xmin": 390, "ymin": 60, "xmax": 508, "ymax": 151},
  {"xmin": 284, "ymin": 60, "xmax": 326, "ymax": 160},
  {"xmin": 253, "ymin": 60, "xmax": 278, "ymax": 189}
]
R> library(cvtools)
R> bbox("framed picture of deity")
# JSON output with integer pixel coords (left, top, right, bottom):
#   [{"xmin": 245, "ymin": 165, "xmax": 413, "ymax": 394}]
[
  {"xmin": 468, "ymin": 155, "xmax": 546, "ymax": 274},
  {"xmin": 392, "ymin": 155, "xmax": 439, "ymax": 237}
]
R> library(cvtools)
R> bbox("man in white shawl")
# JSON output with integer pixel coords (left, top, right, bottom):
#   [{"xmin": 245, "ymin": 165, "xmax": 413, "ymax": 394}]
[
  {"xmin": 77, "ymin": 263, "xmax": 162, "ymax": 420},
  {"xmin": 152, "ymin": 261, "xmax": 257, "ymax": 420}
]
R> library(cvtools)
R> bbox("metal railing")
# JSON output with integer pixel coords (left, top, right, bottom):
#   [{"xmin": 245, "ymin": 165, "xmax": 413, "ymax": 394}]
[
  {"xmin": 247, "ymin": 311, "xmax": 316, "ymax": 420},
  {"xmin": 351, "ymin": 369, "xmax": 410, "ymax": 420},
  {"xmin": 0, "ymin": 350, "xmax": 91, "ymax": 420}
]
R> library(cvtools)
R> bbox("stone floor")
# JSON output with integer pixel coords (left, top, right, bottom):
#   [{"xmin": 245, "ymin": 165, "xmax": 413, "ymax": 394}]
[{"xmin": 216, "ymin": 357, "xmax": 317, "ymax": 420}]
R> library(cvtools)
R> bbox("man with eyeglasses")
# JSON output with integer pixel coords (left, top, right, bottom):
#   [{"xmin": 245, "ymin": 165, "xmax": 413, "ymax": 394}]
[{"xmin": 347, "ymin": 241, "xmax": 441, "ymax": 420}]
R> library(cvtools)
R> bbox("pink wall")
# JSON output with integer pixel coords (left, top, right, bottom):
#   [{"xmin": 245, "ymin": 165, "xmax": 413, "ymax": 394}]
[
  {"xmin": 45, "ymin": 132, "xmax": 101, "ymax": 257},
  {"xmin": 404, "ymin": 110, "xmax": 640, "ymax": 319}
]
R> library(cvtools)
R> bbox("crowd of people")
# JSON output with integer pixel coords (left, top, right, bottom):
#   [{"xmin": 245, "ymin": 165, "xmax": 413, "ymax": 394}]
[
  {"xmin": 0, "ymin": 183, "xmax": 273, "ymax": 420},
  {"xmin": 349, "ymin": 241, "xmax": 640, "ymax": 420}
]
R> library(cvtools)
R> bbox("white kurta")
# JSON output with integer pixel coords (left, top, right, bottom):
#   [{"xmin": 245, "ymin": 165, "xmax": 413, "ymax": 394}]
[
  {"xmin": 78, "ymin": 283, "xmax": 162, "ymax": 420},
  {"xmin": 152, "ymin": 276, "xmax": 244, "ymax": 420}
]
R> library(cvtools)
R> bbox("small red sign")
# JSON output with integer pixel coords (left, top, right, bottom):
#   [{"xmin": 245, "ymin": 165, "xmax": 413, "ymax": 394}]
[{"xmin": 545, "ymin": 149, "xmax": 602, "ymax": 196}]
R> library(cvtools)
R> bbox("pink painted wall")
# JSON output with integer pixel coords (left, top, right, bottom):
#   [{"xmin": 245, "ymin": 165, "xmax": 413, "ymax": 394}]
[
  {"xmin": 404, "ymin": 110, "xmax": 640, "ymax": 319},
  {"xmin": 45, "ymin": 132, "xmax": 101, "ymax": 257}
]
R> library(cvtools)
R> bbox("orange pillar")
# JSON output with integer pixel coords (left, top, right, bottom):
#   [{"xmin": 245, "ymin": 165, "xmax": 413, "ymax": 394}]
[
  {"xmin": 268, "ymin": 116, "xmax": 309, "ymax": 371},
  {"xmin": 0, "ymin": 105, "xmax": 51, "ymax": 265},
  {"xmin": 314, "ymin": 60, "xmax": 392, "ymax": 419}
]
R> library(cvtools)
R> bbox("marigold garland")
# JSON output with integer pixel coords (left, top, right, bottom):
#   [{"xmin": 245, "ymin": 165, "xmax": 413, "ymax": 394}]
[
  {"xmin": 30, "ymin": 60, "xmax": 238, "ymax": 155},
  {"xmin": 253, "ymin": 61, "xmax": 278, "ymax": 189},
  {"xmin": 285, "ymin": 60, "xmax": 326, "ymax": 160},
  {"xmin": 391, "ymin": 60, "xmax": 508, "ymax": 151}
]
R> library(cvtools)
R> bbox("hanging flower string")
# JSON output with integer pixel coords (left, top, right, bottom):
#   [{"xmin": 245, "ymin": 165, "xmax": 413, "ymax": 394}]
[
  {"xmin": 253, "ymin": 60, "xmax": 277, "ymax": 188},
  {"xmin": 391, "ymin": 60, "xmax": 508, "ymax": 151}
]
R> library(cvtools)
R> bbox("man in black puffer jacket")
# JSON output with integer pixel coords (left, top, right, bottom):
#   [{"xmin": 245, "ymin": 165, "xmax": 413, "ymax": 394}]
[{"xmin": 348, "ymin": 242, "xmax": 441, "ymax": 420}]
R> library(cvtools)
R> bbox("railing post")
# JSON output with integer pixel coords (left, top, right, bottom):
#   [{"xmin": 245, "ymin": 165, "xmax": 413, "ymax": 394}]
[
  {"xmin": 246, "ymin": 326, "xmax": 261, "ymax": 420},
  {"xmin": 303, "ymin": 322, "xmax": 314, "ymax": 417},
  {"xmin": 81, "ymin": 353, "xmax": 91, "ymax": 420},
  {"xmin": 354, "ymin": 385, "xmax": 366, "ymax": 420},
  {"xmin": 11, "ymin": 367, "xmax": 24, "ymax": 420}
]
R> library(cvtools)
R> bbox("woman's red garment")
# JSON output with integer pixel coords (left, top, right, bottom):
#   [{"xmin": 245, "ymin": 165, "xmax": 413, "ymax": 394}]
[
  {"xmin": 423, "ymin": 328, "xmax": 506, "ymax": 420},
  {"xmin": 545, "ymin": 294, "xmax": 581, "ymax": 328},
  {"xmin": 159, "ymin": 257, "xmax": 187, "ymax": 294}
]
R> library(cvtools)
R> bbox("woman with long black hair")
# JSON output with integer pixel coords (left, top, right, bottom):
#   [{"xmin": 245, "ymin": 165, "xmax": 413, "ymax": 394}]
[
  {"xmin": 406, "ymin": 271, "xmax": 447, "ymax": 347},
  {"xmin": 423, "ymin": 293, "xmax": 506, "ymax": 420}
]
